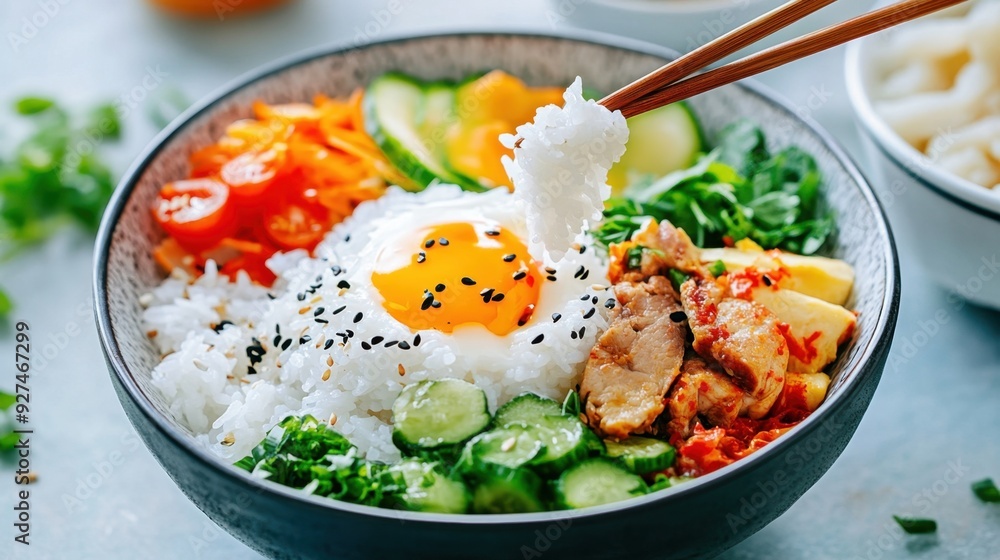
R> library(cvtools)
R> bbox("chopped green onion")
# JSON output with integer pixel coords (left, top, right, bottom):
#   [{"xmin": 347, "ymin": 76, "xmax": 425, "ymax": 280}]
[
  {"xmin": 893, "ymin": 516, "xmax": 937, "ymax": 534},
  {"xmin": 561, "ymin": 390, "xmax": 581, "ymax": 417},
  {"xmin": 972, "ymin": 478, "xmax": 1000, "ymax": 503},
  {"xmin": 708, "ymin": 260, "xmax": 727, "ymax": 277},
  {"xmin": 626, "ymin": 246, "xmax": 644, "ymax": 269},
  {"xmin": 668, "ymin": 269, "xmax": 690, "ymax": 291}
]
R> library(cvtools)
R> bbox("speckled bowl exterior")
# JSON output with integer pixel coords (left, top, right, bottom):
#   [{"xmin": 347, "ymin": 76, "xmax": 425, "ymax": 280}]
[{"xmin": 94, "ymin": 31, "xmax": 899, "ymax": 560}]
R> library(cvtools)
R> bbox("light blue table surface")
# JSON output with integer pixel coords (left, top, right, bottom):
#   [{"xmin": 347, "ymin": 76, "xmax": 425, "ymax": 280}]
[{"xmin": 2, "ymin": 1, "xmax": 998, "ymax": 559}]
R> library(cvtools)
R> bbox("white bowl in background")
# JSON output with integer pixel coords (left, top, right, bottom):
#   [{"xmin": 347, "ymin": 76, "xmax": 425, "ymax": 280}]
[
  {"xmin": 550, "ymin": 0, "xmax": 863, "ymax": 57},
  {"xmin": 845, "ymin": 33, "xmax": 1000, "ymax": 310}
]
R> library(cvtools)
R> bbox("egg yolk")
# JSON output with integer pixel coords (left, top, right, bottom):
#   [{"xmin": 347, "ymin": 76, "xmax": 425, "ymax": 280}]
[{"xmin": 372, "ymin": 222, "xmax": 541, "ymax": 335}]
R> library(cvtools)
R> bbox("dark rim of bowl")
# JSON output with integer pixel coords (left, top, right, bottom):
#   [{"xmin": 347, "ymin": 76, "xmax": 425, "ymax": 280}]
[{"xmin": 93, "ymin": 28, "xmax": 900, "ymax": 525}]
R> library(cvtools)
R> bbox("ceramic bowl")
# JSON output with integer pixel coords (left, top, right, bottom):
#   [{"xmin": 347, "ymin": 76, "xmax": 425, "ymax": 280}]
[
  {"xmin": 94, "ymin": 30, "xmax": 899, "ymax": 560},
  {"xmin": 845, "ymin": 33, "xmax": 1000, "ymax": 309}
]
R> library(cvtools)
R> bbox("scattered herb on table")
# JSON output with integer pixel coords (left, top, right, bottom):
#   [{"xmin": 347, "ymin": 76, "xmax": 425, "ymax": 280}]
[
  {"xmin": 0, "ymin": 95, "xmax": 121, "ymax": 316},
  {"xmin": 594, "ymin": 120, "xmax": 833, "ymax": 255},
  {"xmin": 893, "ymin": 516, "xmax": 937, "ymax": 534},
  {"xmin": 972, "ymin": 478, "xmax": 1000, "ymax": 503},
  {"xmin": 0, "ymin": 390, "xmax": 18, "ymax": 451}
]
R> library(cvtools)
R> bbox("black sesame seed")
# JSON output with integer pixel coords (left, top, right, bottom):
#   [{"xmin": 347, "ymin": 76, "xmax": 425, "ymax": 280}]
[
  {"xmin": 421, "ymin": 292, "xmax": 434, "ymax": 311},
  {"xmin": 385, "ymin": 340, "xmax": 398, "ymax": 348},
  {"xmin": 545, "ymin": 267, "xmax": 557, "ymax": 274},
  {"xmin": 297, "ymin": 293, "xmax": 307, "ymax": 301},
  {"xmin": 579, "ymin": 245, "xmax": 587, "ymax": 254},
  {"xmin": 461, "ymin": 277, "xmax": 476, "ymax": 286},
  {"xmin": 552, "ymin": 313, "xmax": 562, "ymax": 323},
  {"xmin": 333, "ymin": 305, "xmax": 346, "ymax": 315},
  {"xmin": 605, "ymin": 299, "xmax": 616, "ymax": 309},
  {"xmin": 431, "ymin": 301, "xmax": 442, "ymax": 308},
  {"xmin": 275, "ymin": 324, "xmax": 281, "ymax": 334},
  {"xmin": 324, "ymin": 339, "xmax": 335, "ymax": 350},
  {"xmin": 315, "ymin": 318, "xmax": 329, "ymax": 324},
  {"xmin": 435, "ymin": 283, "xmax": 446, "ymax": 293},
  {"xmin": 315, "ymin": 274, "xmax": 324, "ymax": 283},
  {"xmin": 371, "ymin": 336, "xmax": 384, "ymax": 345},
  {"xmin": 570, "ymin": 331, "xmax": 578, "ymax": 340},
  {"xmin": 273, "ymin": 335, "xmax": 281, "ymax": 346},
  {"xmin": 398, "ymin": 341, "xmax": 411, "ymax": 350},
  {"xmin": 413, "ymin": 334, "xmax": 421, "ymax": 346},
  {"xmin": 485, "ymin": 229, "xmax": 500, "ymax": 236},
  {"xmin": 574, "ymin": 265, "xmax": 585, "ymax": 279},
  {"xmin": 583, "ymin": 307, "xmax": 596, "ymax": 319},
  {"xmin": 480, "ymin": 288, "xmax": 495, "ymax": 303},
  {"xmin": 591, "ymin": 296, "xmax": 599, "ymax": 305},
  {"xmin": 531, "ymin": 334, "xmax": 545, "ymax": 345},
  {"xmin": 330, "ymin": 265, "xmax": 343, "ymax": 275},
  {"xmin": 439, "ymin": 238, "xmax": 449, "ymax": 246},
  {"xmin": 314, "ymin": 307, "xmax": 325, "ymax": 317},
  {"xmin": 267, "ymin": 293, "xmax": 276, "ymax": 300},
  {"xmin": 424, "ymin": 239, "xmax": 435, "ymax": 248},
  {"xmin": 281, "ymin": 339, "xmax": 292, "ymax": 351},
  {"xmin": 344, "ymin": 234, "xmax": 351, "ymax": 242},
  {"xmin": 417, "ymin": 252, "xmax": 426, "ymax": 264},
  {"xmin": 502, "ymin": 254, "xmax": 516, "ymax": 262},
  {"xmin": 346, "ymin": 329, "xmax": 355, "ymax": 338},
  {"xmin": 580, "ymin": 269, "xmax": 590, "ymax": 280},
  {"xmin": 762, "ymin": 275, "xmax": 773, "ymax": 287},
  {"xmin": 248, "ymin": 366, "xmax": 257, "ymax": 375},
  {"xmin": 513, "ymin": 270, "xmax": 527, "ymax": 281},
  {"xmin": 547, "ymin": 275, "xmax": 558, "ymax": 282},
  {"xmin": 361, "ymin": 341, "xmax": 372, "ymax": 350},
  {"xmin": 579, "ymin": 327, "xmax": 586, "ymax": 338},
  {"xmin": 491, "ymin": 293, "xmax": 505, "ymax": 302},
  {"xmin": 299, "ymin": 336, "xmax": 311, "ymax": 345},
  {"xmin": 580, "ymin": 295, "xmax": 590, "ymax": 301},
  {"xmin": 353, "ymin": 312, "xmax": 363, "ymax": 324},
  {"xmin": 337, "ymin": 280, "xmax": 351, "ymax": 290},
  {"xmin": 213, "ymin": 320, "xmax": 234, "ymax": 334},
  {"xmin": 669, "ymin": 311, "xmax": 687, "ymax": 322}
]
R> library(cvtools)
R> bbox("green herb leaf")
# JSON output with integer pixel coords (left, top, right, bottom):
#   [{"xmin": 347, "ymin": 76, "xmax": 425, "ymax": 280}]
[
  {"xmin": 972, "ymin": 478, "xmax": 1000, "ymax": 503},
  {"xmin": 14, "ymin": 96, "xmax": 56, "ymax": 115},
  {"xmin": 0, "ymin": 288, "xmax": 11, "ymax": 317},
  {"xmin": 0, "ymin": 431, "xmax": 20, "ymax": 451},
  {"xmin": 668, "ymin": 269, "xmax": 690, "ymax": 290},
  {"xmin": 0, "ymin": 391, "xmax": 15, "ymax": 411},
  {"xmin": 893, "ymin": 516, "xmax": 937, "ymax": 534},
  {"xmin": 84, "ymin": 104, "xmax": 122, "ymax": 140},
  {"xmin": 562, "ymin": 390, "xmax": 581, "ymax": 417}
]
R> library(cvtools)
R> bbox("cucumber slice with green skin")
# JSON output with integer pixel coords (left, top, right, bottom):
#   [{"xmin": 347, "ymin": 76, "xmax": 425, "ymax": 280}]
[
  {"xmin": 459, "ymin": 425, "xmax": 545, "ymax": 472},
  {"xmin": 605, "ymin": 436, "xmax": 677, "ymax": 475},
  {"xmin": 390, "ymin": 459, "xmax": 470, "ymax": 514},
  {"xmin": 607, "ymin": 101, "xmax": 705, "ymax": 192},
  {"xmin": 391, "ymin": 379, "xmax": 491, "ymax": 453},
  {"xmin": 555, "ymin": 458, "xmax": 648, "ymax": 509},
  {"xmin": 364, "ymin": 73, "xmax": 485, "ymax": 192},
  {"xmin": 527, "ymin": 415, "xmax": 593, "ymax": 476},
  {"xmin": 418, "ymin": 81, "xmax": 457, "ymax": 153},
  {"xmin": 470, "ymin": 466, "xmax": 546, "ymax": 514},
  {"xmin": 494, "ymin": 393, "xmax": 562, "ymax": 428}
]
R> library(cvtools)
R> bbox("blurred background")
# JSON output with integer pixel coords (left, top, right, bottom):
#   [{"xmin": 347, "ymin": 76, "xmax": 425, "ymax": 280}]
[{"xmin": 1, "ymin": 0, "xmax": 998, "ymax": 558}]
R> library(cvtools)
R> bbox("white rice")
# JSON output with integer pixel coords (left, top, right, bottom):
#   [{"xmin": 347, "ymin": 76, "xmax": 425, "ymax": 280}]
[{"xmin": 143, "ymin": 81, "xmax": 630, "ymax": 464}]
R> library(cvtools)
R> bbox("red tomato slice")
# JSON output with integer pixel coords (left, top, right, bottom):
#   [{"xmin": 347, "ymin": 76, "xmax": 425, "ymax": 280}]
[
  {"xmin": 263, "ymin": 200, "xmax": 329, "ymax": 251},
  {"xmin": 153, "ymin": 178, "xmax": 235, "ymax": 252},
  {"xmin": 220, "ymin": 250, "xmax": 277, "ymax": 285},
  {"xmin": 219, "ymin": 147, "xmax": 285, "ymax": 204}
]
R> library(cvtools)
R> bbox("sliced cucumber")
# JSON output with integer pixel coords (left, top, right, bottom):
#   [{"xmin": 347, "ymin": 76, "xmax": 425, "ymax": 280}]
[
  {"xmin": 605, "ymin": 436, "xmax": 677, "ymax": 475},
  {"xmin": 528, "ymin": 415, "xmax": 594, "ymax": 476},
  {"xmin": 459, "ymin": 425, "xmax": 544, "ymax": 472},
  {"xmin": 494, "ymin": 393, "xmax": 562, "ymax": 428},
  {"xmin": 391, "ymin": 459, "xmax": 470, "ymax": 514},
  {"xmin": 391, "ymin": 378, "xmax": 491, "ymax": 453},
  {"xmin": 555, "ymin": 458, "xmax": 647, "ymax": 510},
  {"xmin": 364, "ymin": 73, "xmax": 484, "ymax": 191},
  {"xmin": 418, "ymin": 81, "xmax": 457, "ymax": 155},
  {"xmin": 608, "ymin": 101, "xmax": 704, "ymax": 192},
  {"xmin": 470, "ymin": 466, "xmax": 546, "ymax": 514}
]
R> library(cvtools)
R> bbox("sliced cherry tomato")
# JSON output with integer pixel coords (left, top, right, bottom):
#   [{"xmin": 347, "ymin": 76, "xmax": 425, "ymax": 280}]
[
  {"xmin": 219, "ymin": 147, "xmax": 286, "ymax": 205},
  {"xmin": 219, "ymin": 246, "xmax": 277, "ymax": 285},
  {"xmin": 263, "ymin": 199, "xmax": 329, "ymax": 251},
  {"xmin": 153, "ymin": 178, "xmax": 235, "ymax": 252}
]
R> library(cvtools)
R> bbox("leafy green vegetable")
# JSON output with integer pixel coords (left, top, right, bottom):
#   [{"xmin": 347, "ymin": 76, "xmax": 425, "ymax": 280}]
[
  {"xmin": 0, "ymin": 390, "xmax": 16, "ymax": 452},
  {"xmin": 972, "ymin": 478, "xmax": 1000, "ymax": 503},
  {"xmin": 561, "ymin": 389, "xmax": 581, "ymax": 417},
  {"xmin": 668, "ymin": 269, "xmax": 690, "ymax": 290},
  {"xmin": 593, "ymin": 121, "xmax": 833, "ymax": 255},
  {"xmin": 708, "ymin": 260, "xmax": 727, "ymax": 277},
  {"xmin": 893, "ymin": 516, "xmax": 937, "ymax": 534},
  {"xmin": 0, "ymin": 288, "xmax": 11, "ymax": 317},
  {"xmin": 235, "ymin": 415, "xmax": 405, "ymax": 507},
  {"xmin": 14, "ymin": 97, "xmax": 56, "ymax": 115},
  {"xmin": 0, "ymin": 391, "xmax": 15, "ymax": 411}
]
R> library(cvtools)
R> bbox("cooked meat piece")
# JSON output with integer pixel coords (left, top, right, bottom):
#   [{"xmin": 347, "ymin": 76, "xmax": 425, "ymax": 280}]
[
  {"xmin": 666, "ymin": 355, "xmax": 745, "ymax": 438},
  {"xmin": 580, "ymin": 276, "xmax": 687, "ymax": 440},
  {"xmin": 608, "ymin": 220, "xmax": 707, "ymax": 284},
  {"xmin": 680, "ymin": 276, "xmax": 788, "ymax": 419}
]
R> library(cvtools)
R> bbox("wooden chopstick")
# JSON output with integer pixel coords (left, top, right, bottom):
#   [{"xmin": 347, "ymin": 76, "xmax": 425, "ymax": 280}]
[
  {"xmin": 601, "ymin": 0, "xmax": 838, "ymax": 113},
  {"xmin": 616, "ymin": 0, "xmax": 969, "ymax": 119}
]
